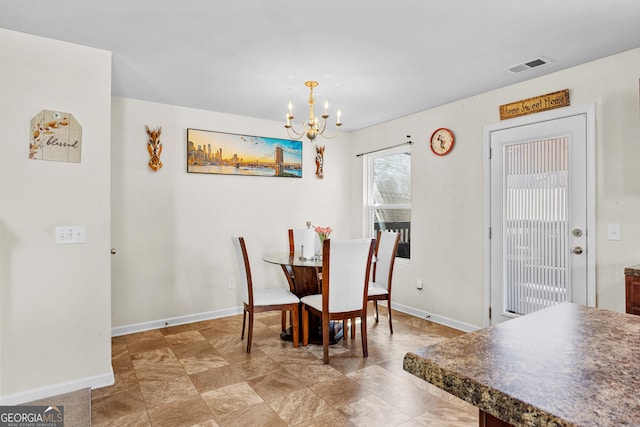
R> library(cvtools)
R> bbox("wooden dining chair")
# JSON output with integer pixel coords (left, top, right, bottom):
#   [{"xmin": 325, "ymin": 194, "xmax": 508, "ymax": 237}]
[
  {"xmin": 288, "ymin": 228, "xmax": 321, "ymax": 256},
  {"xmin": 281, "ymin": 229, "xmax": 322, "ymax": 331},
  {"xmin": 232, "ymin": 236, "xmax": 300, "ymax": 353},
  {"xmin": 301, "ymin": 238, "xmax": 375, "ymax": 364},
  {"xmin": 368, "ymin": 230, "xmax": 400, "ymax": 333},
  {"xmin": 288, "ymin": 228, "xmax": 324, "ymax": 288}
]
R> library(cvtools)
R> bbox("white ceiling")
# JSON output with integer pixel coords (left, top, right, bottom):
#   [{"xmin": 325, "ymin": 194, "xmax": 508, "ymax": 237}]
[{"xmin": 2, "ymin": 1, "xmax": 640, "ymax": 132}]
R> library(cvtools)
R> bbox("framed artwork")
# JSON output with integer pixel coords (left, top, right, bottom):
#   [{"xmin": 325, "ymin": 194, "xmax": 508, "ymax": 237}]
[{"xmin": 187, "ymin": 128, "xmax": 302, "ymax": 178}]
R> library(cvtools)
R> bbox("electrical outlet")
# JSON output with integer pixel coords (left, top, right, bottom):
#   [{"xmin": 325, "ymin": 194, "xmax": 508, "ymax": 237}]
[
  {"xmin": 607, "ymin": 223, "xmax": 621, "ymax": 240},
  {"xmin": 228, "ymin": 277, "xmax": 236, "ymax": 289}
]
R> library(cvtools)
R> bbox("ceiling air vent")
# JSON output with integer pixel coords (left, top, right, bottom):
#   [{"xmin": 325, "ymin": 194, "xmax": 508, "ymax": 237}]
[{"xmin": 507, "ymin": 57, "xmax": 551, "ymax": 74}]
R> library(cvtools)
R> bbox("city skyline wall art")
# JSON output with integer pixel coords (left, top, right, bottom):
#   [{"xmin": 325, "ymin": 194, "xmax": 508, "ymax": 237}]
[{"xmin": 187, "ymin": 128, "xmax": 302, "ymax": 178}]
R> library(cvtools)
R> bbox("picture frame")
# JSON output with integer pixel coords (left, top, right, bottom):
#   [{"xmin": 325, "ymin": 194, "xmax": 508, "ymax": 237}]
[{"xmin": 187, "ymin": 128, "xmax": 302, "ymax": 178}]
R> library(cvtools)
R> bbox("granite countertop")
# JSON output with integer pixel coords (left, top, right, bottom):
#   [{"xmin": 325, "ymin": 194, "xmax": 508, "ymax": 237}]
[
  {"xmin": 624, "ymin": 264, "xmax": 640, "ymax": 277},
  {"xmin": 403, "ymin": 303, "xmax": 640, "ymax": 427}
]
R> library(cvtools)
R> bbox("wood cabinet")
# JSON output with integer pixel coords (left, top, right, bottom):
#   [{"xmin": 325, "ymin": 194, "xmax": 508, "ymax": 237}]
[{"xmin": 624, "ymin": 265, "xmax": 640, "ymax": 315}]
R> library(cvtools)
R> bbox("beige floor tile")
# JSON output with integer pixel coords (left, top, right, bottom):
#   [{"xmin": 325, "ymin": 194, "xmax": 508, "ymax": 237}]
[
  {"xmin": 165, "ymin": 330, "xmax": 207, "ymax": 346},
  {"xmin": 138, "ymin": 374, "xmax": 200, "ymax": 408},
  {"xmin": 231, "ymin": 356, "xmax": 283, "ymax": 380},
  {"xmin": 125, "ymin": 329, "xmax": 164, "ymax": 343},
  {"xmin": 189, "ymin": 365, "xmax": 245, "ymax": 393},
  {"xmin": 160, "ymin": 323, "xmax": 197, "ymax": 336},
  {"xmin": 91, "ymin": 368, "xmax": 139, "ymax": 399},
  {"xmin": 92, "ymin": 309, "xmax": 478, "ymax": 427},
  {"xmin": 91, "ymin": 388, "xmax": 148, "ymax": 425},
  {"xmin": 281, "ymin": 361, "xmax": 344, "ymax": 386},
  {"xmin": 214, "ymin": 401, "xmax": 286, "ymax": 427},
  {"xmin": 413, "ymin": 401, "xmax": 478, "ymax": 427},
  {"xmin": 339, "ymin": 394, "xmax": 411, "ymax": 426},
  {"xmin": 146, "ymin": 395, "xmax": 214, "ymax": 427},
  {"xmin": 111, "ymin": 342, "xmax": 134, "ymax": 372},
  {"xmin": 297, "ymin": 409, "xmax": 357, "ymax": 427},
  {"xmin": 201, "ymin": 382, "xmax": 263, "ymax": 418},
  {"xmin": 346, "ymin": 364, "xmax": 408, "ymax": 392},
  {"xmin": 174, "ymin": 341, "xmax": 228, "ymax": 374},
  {"xmin": 189, "ymin": 420, "xmax": 221, "ymax": 427},
  {"xmin": 246, "ymin": 368, "xmax": 306, "ymax": 403},
  {"xmin": 268, "ymin": 388, "xmax": 333, "ymax": 425},
  {"xmin": 92, "ymin": 410, "xmax": 151, "ymax": 427},
  {"xmin": 132, "ymin": 348, "xmax": 185, "ymax": 381},
  {"xmin": 309, "ymin": 376, "xmax": 371, "ymax": 408}
]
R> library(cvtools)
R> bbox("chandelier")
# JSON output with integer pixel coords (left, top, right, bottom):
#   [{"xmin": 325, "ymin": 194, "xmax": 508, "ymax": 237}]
[{"xmin": 285, "ymin": 81, "xmax": 342, "ymax": 141}]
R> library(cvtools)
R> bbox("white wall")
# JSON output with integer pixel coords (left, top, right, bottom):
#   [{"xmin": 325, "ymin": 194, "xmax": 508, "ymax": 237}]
[
  {"xmin": 0, "ymin": 29, "xmax": 113, "ymax": 403},
  {"xmin": 3, "ymin": 30, "xmax": 637, "ymax": 403},
  {"xmin": 350, "ymin": 48, "xmax": 640, "ymax": 328},
  {"xmin": 110, "ymin": 98, "xmax": 353, "ymax": 330}
]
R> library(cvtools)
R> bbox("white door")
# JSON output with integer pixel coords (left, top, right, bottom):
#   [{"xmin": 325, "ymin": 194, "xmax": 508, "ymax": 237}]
[{"xmin": 484, "ymin": 106, "xmax": 595, "ymax": 325}]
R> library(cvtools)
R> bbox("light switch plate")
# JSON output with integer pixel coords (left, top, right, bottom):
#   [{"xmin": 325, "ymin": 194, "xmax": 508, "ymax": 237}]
[
  {"xmin": 607, "ymin": 223, "xmax": 621, "ymax": 241},
  {"xmin": 55, "ymin": 225, "xmax": 87, "ymax": 244}
]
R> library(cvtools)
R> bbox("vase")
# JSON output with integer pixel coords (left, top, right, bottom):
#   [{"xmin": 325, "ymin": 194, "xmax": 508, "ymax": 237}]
[{"xmin": 316, "ymin": 235, "xmax": 327, "ymax": 259}]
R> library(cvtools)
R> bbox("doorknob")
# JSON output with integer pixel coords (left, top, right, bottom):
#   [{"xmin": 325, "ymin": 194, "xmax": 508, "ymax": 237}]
[
  {"xmin": 571, "ymin": 246, "xmax": 583, "ymax": 255},
  {"xmin": 111, "ymin": 248, "xmax": 117, "ymax": 255}
]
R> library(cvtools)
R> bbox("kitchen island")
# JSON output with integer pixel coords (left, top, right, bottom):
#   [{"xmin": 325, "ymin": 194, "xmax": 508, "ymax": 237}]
[{"xmin": 404, "ymin": 303, "xmax": 640, "ymax": 426}]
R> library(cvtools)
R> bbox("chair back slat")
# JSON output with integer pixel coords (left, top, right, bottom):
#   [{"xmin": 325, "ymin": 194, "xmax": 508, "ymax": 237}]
[
  {"xmin": 288, "ymin": 229, "xmax": 295, "ymax": 256},
  {"xmin": 373, "ymin": 231, "xmax": 401, "ymax": 291}
]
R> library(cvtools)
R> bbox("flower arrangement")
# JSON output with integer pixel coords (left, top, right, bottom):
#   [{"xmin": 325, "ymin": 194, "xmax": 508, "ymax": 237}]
[{"xmin": 314, "ymin": 226, "xmax": 333, "ymax": 244}]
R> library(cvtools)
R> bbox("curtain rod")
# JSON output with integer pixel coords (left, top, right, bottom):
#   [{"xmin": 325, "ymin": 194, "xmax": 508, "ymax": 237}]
[{"xmin": 356, "ymin": 140, "xmax": 412, "ymax": 157}]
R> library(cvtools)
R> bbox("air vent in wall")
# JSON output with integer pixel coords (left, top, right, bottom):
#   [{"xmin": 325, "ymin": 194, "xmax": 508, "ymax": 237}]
[{"xmin": 507, "ymin": 57, "xmax": 551, "ymax": 74}]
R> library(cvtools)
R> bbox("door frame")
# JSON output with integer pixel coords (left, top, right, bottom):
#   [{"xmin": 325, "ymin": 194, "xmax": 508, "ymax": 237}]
[{"xmin": 482, "ymin": 104, "xmax": 596, "ymax": 327}]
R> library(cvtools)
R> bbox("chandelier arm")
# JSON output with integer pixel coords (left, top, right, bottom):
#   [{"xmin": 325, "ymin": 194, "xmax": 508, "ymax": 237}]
[
  {"xmin": 286, "ymin": 127, "xmax": 304, "ymax": 140},
  {"xmin": 287, "ymin": 123, "xmax": 305, "ymax": 136},
  {"xmin": 318, "ymin": 125, "xmax": 341, "ymax": 140},
  {"xmin": 318, "ymin": 119, "xmax": 327, "ymax": 135}
]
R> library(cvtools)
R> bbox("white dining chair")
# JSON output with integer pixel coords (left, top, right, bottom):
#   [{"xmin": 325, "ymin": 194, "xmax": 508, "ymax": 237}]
[
  {"xmin": 300, "ymin": 238, "xmax": 375, "ymax": 364},
  {"xmin": 232, "ymin": 236, "xmax": 300, "ymax": 353},
  {"xmin": 289, "ymin": 228, "xmax": 321, "ymax": 256},
  {"xmin": 368, "ymin": 230, "xmax": 400, "ymax": 333},
  {"xmin": 288, "ymin": 227, "xmax": 323, "ymax": 284}
]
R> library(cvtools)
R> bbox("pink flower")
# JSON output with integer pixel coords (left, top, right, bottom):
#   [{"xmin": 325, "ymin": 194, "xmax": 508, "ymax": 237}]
[{"xmin": 314, "ymin": 226, "xmax": 333, "ymax": 241}]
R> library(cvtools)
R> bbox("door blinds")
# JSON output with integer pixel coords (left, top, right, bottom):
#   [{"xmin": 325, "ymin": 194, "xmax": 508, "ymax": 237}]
[{"xmin": 503, "ymin": 137, "xmax": 569, "ymax": 315}]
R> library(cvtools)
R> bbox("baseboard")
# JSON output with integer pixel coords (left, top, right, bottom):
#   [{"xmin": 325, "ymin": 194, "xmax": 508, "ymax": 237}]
[
  {"xmin": 392, "ymin": 302, "xmax": 480, "ymax": 333},
  {"xmin": 111, "ymin": 303, "xmax": 479, "ymax": 337},
  {"xmin": 0, "ymin": 369, "xmax": 114, "ymax": 406},
  {"xmin": 111, "ymin": 306, "xmax": 243, "ymax": 337}
]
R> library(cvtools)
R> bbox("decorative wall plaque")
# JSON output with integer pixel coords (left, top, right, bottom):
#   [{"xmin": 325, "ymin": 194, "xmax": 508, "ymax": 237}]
[
  {"xmin": 315, "ymin": 145, "xmax": 325, "ymax": 179},
  {"xmin": 146, "ymin": 126, "xmax": 163, "ymax": 171},
  {"xmin": 499, "ymin": 89, "xmax": 570, "ymax": 120},
  {"xmin": 30, "ymin": 110, "xmax": 82, "ymax": 162}
]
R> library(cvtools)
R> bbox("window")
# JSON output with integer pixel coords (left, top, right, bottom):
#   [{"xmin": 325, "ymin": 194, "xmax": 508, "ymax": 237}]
[{"xmin": 365, "ymin": 146, "xmax": 411, "ymax": 259}]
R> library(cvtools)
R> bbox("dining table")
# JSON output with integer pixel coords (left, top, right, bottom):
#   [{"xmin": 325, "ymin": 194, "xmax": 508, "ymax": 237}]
[
  {"xmin": 263, "ymin": 252, "xmax": 344, "ymax": 344},
  {"xmin": 263, "ymin": 253, "xmax": 323, "ymax": 297}
]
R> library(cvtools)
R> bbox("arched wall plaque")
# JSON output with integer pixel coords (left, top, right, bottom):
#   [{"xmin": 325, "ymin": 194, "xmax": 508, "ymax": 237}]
[{"xmin": 30, "ymin": 110, "xmax": 82, "ymax": 163}]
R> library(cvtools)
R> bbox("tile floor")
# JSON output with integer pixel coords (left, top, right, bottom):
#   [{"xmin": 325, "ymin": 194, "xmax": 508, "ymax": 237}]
[{"xmin": 91, "ymin": 305, "xmax": 478, "ymax": 426}]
